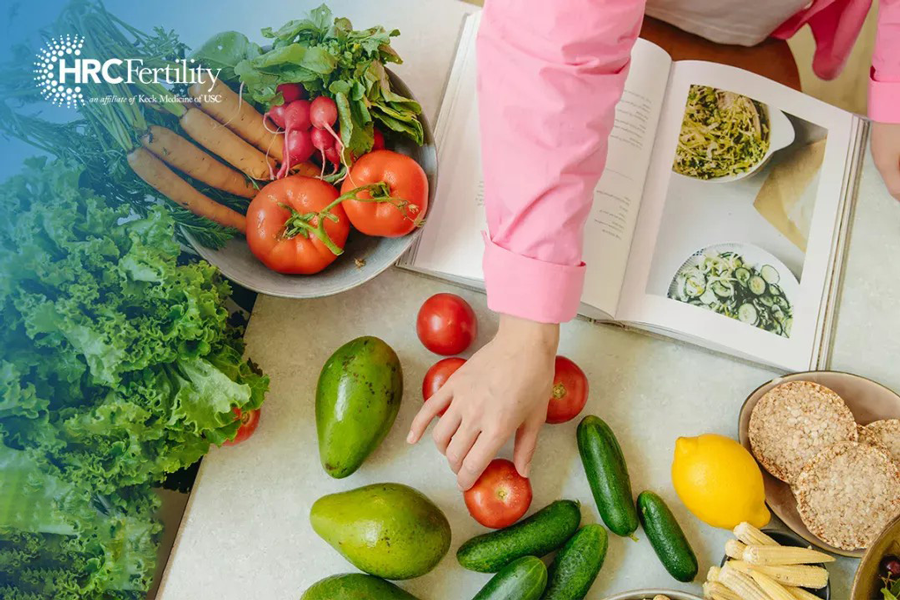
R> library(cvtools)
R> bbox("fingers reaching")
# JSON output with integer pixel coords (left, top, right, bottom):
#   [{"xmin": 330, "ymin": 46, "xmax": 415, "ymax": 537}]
[
  {"xmin": 431, "ymin": 408, "xmax": 462, "ymax": 455},
  {"xmin": 513, "ymin": 412, "xmax": 544, "ymax": 479},
  {"xmin": 457, "ymin": 432, "xmax": 506, "ymax": 491},
  {"xmin": 407, "ymin": 385, "xmax": 453, "ymax": 444},
  {"xmin": 445, "ymin": 427, "xmax": 480, "ymax": 474}
]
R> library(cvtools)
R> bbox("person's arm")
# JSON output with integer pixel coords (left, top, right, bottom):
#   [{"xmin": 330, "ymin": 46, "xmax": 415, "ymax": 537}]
[
  {"xmin": 478, "ymin": 0, "xmax": 645, "ymax": 323},
  {"xmin": 408, "ymin": 0, "xmax": 646, "ymax": 491},
  {"xmin": 870, "ymin": 0, "xmax": 900, "ymax": 200}
]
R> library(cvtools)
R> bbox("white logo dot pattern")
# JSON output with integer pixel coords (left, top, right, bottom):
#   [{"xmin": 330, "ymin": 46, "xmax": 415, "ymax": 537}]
[{"xmin": 33, "ymin": 35, "xmax": 85, "ymax": 108}]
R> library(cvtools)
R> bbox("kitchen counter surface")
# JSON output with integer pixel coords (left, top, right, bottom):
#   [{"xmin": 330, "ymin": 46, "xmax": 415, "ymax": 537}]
[{"xmin": 157, "ymin": 1, "xmax": 900, "ymax": 598}]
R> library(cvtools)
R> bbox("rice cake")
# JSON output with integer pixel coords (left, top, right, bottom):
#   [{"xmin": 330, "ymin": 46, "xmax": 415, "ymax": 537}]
[
  {"xmin": 749, "ymin": 381, "xmax": 857, "ymax": 483},
  {"xmin": 859, "ymin": 419, "xmax": 900, "ymax": 464},
  {"xmin": 794, "ymin": 441, "xmax": 900, "ymax": 550}
]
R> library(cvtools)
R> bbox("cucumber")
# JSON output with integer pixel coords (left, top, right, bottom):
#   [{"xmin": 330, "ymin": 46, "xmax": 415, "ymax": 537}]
[
  {"xmin": 760, "ymin": 264, "xmax": 780, "ymax": 284},
  {"xmin": 457, "ymin": 500, "xmax": 581, "ymax": 573},
  {"xmin": 748, "ymin": 275, "xmax": 767, "ymax": 295},
  {"xmin": 738, "ymin": 303, "xmax": 758, "ymax": 324},
  {"xmin": 472, "ymin": 556, "xmax": 548, "ymax": 600},
  {"xmin": 541, "ymin": 524, "xmax": 608, "ymax": 600},
  {"xmin": 576, "ymin": 416, "xmax": 639, "ymax": 538},
  {"xmin": 636, "ymin": 491, "xmax": 698, "ymax": 583}
]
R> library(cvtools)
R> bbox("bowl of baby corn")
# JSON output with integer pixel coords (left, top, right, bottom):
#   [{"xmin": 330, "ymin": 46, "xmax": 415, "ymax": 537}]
[{"xmin": 707, "ymin": 522, "xmax": 832, "ymax": 600}]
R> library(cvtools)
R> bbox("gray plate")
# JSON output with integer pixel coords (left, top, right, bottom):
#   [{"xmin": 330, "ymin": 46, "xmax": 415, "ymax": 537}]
[
  {"xmin": 602, "ymin": 590, "xmax": 702, "ymax": 600},
  {"xmin": 184, "ymin": 71, "xmax": 437, "ymax": 299}
]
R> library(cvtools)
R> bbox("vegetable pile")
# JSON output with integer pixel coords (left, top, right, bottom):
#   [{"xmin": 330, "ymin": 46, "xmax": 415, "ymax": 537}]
[
  {"xmin": 0, "ymin": 159, "xmax": 268, "ymax": 599},
  {"xmin": 0, "ymin": 2, "xmax": 427, "ymax": 260},
  {"xmin": 670, "ymin": 250, "xmax": 793, "ymax": 337},
  {"xmin": 673, "ymin": 85, "xmax": 771, "ymax": 180}
]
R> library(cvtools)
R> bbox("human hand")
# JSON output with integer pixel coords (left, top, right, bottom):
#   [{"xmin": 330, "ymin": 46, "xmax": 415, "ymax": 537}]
[
  {"xmin": 407, "ymin": 314, "xmax": 559, "ymax": 490},
  {"xmin": 872, "ymin": 121, "xmax": 900, "ymax": 201}
]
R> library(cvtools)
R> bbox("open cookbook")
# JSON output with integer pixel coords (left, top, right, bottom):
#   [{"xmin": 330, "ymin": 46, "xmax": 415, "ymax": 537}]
[{"xmin": 399, "ymin": 11, "xmax": 870, "ymax": 372}]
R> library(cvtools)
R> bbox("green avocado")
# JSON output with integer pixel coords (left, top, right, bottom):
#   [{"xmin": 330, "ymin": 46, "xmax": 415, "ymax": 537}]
[
  {"xmin": 301, "ymin": 573, "xmax": 420, "ymax": 600},
  {"xmin": 316, "ymin": 336, "xmax": 403, "ymax": 479},
  {"xmin": 310, "ymin": 483, "xmax": 452, "ymax": 580}
]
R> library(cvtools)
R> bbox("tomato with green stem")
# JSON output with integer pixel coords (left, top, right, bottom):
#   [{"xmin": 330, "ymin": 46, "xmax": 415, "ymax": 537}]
[
  {"xmin": 464, "ymin": 459, "xmax": 533, "ymax": 529},
  {"xmin": 340, "ymin": 150, "xmax": 428, "ymax": 237},
  {"xmin": 224, "ymin": 407, "xmax": 261, "ymax": 446},
  {"xmin": 546, "ymin": 356, "xmax": 589, "ymax": 424},
  {"xmin": 246, "ymin": 176, "xmax": 349, "ymax": 275}
]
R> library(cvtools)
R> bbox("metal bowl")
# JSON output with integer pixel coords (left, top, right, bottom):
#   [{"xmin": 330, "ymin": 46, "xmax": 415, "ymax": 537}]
[
  {"xmin": 602, "ymin": 590, "xmax": 703, "ymax": 600},
  {"xmin": 185, "ymin": 71, "xmax": 437, "ymax": 299}
]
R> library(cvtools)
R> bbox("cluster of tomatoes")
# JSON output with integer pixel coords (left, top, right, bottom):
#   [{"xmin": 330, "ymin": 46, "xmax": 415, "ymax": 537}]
[{"xmin": 415, "ymin": 293, "xmax": 590, "ymax": 529}]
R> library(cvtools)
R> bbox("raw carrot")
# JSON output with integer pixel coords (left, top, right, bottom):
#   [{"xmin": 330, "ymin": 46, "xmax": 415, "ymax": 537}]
[
  {"xmin": 180, "ymin": 107, "xmax": 275, "ymax": 180},
  {"xmin": 127, "ymin": 148, "xmax": 247, "ymax": 233},
  {"xmin": 188, "ymin": 78, "xmax": 284, "ymax": 162},
  {"xmin": 294, "ymin": 161, "xmax": 320, "ymax": 178},
  {"xmin": 141, "ymin": 126, "xmax": 256, "ymax": 199}
]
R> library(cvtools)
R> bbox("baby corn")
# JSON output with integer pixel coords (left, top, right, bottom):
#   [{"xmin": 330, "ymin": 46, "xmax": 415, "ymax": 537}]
[
  {"xmin": 718, "ymin": 564, "xmax": 769, "ymax": 600},
  {"xmin": 703, "ymin": 581, "xmax": 743, "ymax": 600},
  {"xmin": 734, "ymin": 522, "xmax": 778, "ymax": 546},
  {"xmin": 708, "ymin": 566, "xmax": 722, "ymax": 582},
  {"xmin": 743, "ymin": 544, "xmax": 835, "ymax": 565},
  {"xmin": 727, "ymin": 561, "xmax": 829, "ymax": 589},
  {"xmin": 786, "ymin": 586, "xmax": 826, "ymax": 600},
  {"xmin": 749, "ymin": 569, "xmax": 798, "ymax": 600},
  {"xmin": 725, "ymin": 539, "xmax": 747, "ymax": 560}
]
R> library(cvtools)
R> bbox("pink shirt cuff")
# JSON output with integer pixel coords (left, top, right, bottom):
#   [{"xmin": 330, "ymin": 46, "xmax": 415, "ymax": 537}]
[
  {"xmin": 869, "ymin": 74, "xmax": 900, "ymax": 124},
  {"xmin": 482, "ymin": 232, "xmax": 585, "ymax": 324}
]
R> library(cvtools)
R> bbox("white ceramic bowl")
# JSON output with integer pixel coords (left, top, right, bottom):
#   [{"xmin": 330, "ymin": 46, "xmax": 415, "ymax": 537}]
[
  {"xmin": 602, "ymin": 589, "xmax": 703, "ymax": 600},
  {"xmin": 185, "ymin": 71, "xmax": 437, "ymax": 299},
  {"xmin": 675, "ymin": 103, "xmax": 795, "ymax": 184}
]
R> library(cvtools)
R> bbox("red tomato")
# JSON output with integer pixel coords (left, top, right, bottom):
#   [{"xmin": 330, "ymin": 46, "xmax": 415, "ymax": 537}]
[
  {"xmin": 340, "ymin": 150, "xmax": 428, "ymax": 237},
  {"xmin": 246, "ymin": 176, "xmax": 349, "ymax": 275},
  {"xmin": 422, "ymin": 357, "xmax": 466, "ymax": 416},
  {"xmin": 546, "ymin": 356, "xmax": 589, "ymax": 424},
  {"xmin": 416, "ymin": 293, "xmax": 477, "ymax": 355},
  {"xmin": 464, "ymin": 459, "xmax": 533, "ymax": 529},
  {"xmin": 224, "ymin": 407, "xmax": 260, "ymax": 446}
]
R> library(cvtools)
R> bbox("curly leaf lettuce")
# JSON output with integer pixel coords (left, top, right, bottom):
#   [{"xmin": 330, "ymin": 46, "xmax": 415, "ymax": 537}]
[{"xmin": 0, "ymin": 158, "xmax": 268, "ymax": 598}]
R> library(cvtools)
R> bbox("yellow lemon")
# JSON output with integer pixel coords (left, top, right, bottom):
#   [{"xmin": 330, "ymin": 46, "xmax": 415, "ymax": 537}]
[{"xmin": 672, "ymin": 433, "xmax": 770, "ymax": 530}]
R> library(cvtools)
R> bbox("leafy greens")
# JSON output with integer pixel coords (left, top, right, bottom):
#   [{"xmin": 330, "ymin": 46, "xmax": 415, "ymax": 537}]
[
  {"xmin": 0, "ymin": 158, "xmax": 268, "ymax": 599},
  {"xmin": 191, "ymin": 4, "xmax": 424, "ymax": 157}
]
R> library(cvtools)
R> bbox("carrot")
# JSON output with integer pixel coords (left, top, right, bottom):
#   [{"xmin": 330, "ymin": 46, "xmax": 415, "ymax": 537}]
[
  {"xmin": 179, "ymin": 107, "xmax": 275, "ymax": 180},
  {"xmin": 188, "ymin": 78, "xmax": 284, "ymax": 162},
  {"xmin": 127, "ymin": 148, "xmax": 247, "ymax": 233},
  {"xmin": 141, "ymin": 126, "xmax": 256, "ymax": 199}
]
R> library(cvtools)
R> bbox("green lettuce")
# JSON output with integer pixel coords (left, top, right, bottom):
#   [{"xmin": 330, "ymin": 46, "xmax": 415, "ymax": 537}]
[{"xmin": 0, "ymin": 158, "xmax": 269, "ymax": 598}]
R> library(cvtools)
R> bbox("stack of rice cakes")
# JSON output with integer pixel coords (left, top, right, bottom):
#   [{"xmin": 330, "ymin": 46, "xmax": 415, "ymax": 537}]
[{"xmin": 749, "ymin": 381, "xmax": 900, "ymax": 551}]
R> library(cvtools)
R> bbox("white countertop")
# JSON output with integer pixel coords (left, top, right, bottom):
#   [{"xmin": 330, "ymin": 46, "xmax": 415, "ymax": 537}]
[{"xmin": 157, "ymin": 1, "xmax": 900, "ymax": 598}]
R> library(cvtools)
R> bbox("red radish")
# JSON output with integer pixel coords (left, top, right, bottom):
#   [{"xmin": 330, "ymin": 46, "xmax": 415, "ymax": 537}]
[
  {"xmin": 311, "ymin": 128, "xmax": 335, "ymax": 177},
  {"xmin": 324, "ymin": 146, "xmax": 341, "ymax": 165},
  {"xmin": 285, "ymin": 129, "xmax": 315, "ymax": 164},
  {"xmin": 283, "ymin": 100, "xmax": 311, "ymax": 132},
  {"xmin": 277, "ymin": 100, "xmax": 312, "ymax": 178},
  {"xmin": 267, "ymin": 104, "xmax": 287, "ymax": 129},
  {"xmin": 373, "ymin": 128, "xmax": 385, "ymax": 150},
  {"xmin": 278, "ymin": 83, "xmax": 305, "ymax": 104},
  {"xmin": 310, "ymin": 96, "xmax": 338, "ymax": 130}
]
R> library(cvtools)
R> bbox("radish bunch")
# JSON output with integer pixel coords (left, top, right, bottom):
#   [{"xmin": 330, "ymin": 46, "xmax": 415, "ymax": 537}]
[{"xmin": 264, "ymin": 83, "xmax": 345, "ymax": 179}]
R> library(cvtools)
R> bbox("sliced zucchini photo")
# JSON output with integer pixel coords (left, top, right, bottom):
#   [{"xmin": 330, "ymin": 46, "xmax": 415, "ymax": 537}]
[
  {"xmin": 738, "ymin": 303, "xmax": 758, "ymax": 324},
  {"xmin": 748, "ymin": 276, "xmax": 767, "ymax": 295},
  {"xmin": 760, "ymin": 264, "xmax": 780, "ymax": 285},
  {"xmin": 734, "ymin": 267, "xmax": 751, "ymax": 284},
  {"xmin": 711, "ymin": 281, "xmax": 734, "ymax": 298}
]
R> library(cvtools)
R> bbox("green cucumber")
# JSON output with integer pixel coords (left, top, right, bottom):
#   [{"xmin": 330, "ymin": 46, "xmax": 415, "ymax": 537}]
[
  {"xmin": 576, "ymin": 416, "xmax": 639, "ymax": 538},
  {"xmin": 636, "ymin": 491, "xmax": 698, "ymax": 583},
  {"xmin": 541, "ymin": 524, "xmax": 608, "ymax": 600},
  {"xmin": 457, "ymin": 500, "xmax": 581, "ymax": 573},
  {"xmin": 472, "ymin": 556, "xmax": 548, "ymax": 600}
]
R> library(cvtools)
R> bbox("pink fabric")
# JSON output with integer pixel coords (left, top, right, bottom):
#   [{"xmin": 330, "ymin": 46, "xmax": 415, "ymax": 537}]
[
  {"xmin": 478, "ymin": 0, "xmax": 900, "ymax": 324},
  {"xmin": 476, "ymin": 0, "xmax": 644, "ymax": 323}
]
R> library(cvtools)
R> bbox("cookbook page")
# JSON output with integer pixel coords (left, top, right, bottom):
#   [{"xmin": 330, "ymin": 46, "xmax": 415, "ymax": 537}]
[
  {"xmin": 404, "ymin": 25, "xmax": 672, "ymax": 317},
  {"xmin": 617, "ymin": 60, "xmax": 855, "ymax": 371}
]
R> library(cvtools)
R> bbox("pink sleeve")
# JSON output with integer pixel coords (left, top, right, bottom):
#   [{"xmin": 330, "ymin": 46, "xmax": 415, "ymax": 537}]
[
  {"xmin": 476, "ymin": 0, "xmax": 646, "ymax": 323},
  {"xmin": 869, "ymin": 0, "xmax": 900, "ymax": 123}
]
